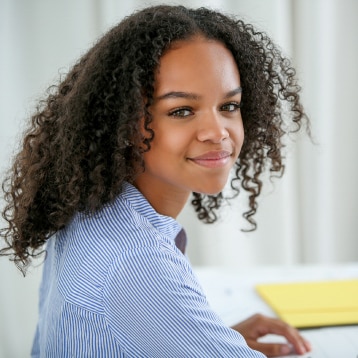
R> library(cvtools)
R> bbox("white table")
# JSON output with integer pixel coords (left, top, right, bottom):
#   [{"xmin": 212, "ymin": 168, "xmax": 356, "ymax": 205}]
[{"xmin": 194, "ymin": 263, "xmax": 358, "ymax": 358}]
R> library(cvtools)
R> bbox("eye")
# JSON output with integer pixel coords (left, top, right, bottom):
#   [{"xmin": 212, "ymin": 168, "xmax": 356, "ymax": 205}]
[
  {"xmin": 168, "ymin": 107, "xmax": 193, "ymax": 118},
  {"xmin": 220, "ymin": 102, "xmax": 242, "ymax": 112}
]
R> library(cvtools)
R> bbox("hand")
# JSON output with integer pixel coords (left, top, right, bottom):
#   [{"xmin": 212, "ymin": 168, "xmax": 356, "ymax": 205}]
[{"xmin": 231, "ymin": 314, "xmax": 311, "ymax": 357}]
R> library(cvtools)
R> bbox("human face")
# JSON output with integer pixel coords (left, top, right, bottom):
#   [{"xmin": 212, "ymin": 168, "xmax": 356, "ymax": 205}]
[{"xmin": 135, "ymin": 37, "xmax": 244, "ymax": 214}]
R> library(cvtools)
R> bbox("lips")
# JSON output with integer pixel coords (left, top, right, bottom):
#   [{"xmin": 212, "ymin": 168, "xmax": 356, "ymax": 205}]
[{"xmin": 188, "ymin": 150, "xmax": 232, "ymax": 168}]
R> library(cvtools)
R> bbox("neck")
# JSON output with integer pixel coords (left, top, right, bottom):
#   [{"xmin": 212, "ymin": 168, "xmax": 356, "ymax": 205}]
[{"xmin": 133, "ymin": 177, "xmax": 190, "ymax": 218}]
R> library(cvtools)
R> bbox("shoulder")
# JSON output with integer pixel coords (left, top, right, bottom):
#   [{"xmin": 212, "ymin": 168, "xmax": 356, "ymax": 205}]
[
  {"xmin": 103, "ymin": 242, "xmax": 204, "ymax": 316},
  {"xmin": 53, "ymin": 196, "xmax": 180, "ymax": 306}
]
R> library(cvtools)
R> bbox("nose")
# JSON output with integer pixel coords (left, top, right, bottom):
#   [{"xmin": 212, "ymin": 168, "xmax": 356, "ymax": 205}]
[{"xmin": 196, "ymin": 111, "xmax": 229, "ymax": 143}]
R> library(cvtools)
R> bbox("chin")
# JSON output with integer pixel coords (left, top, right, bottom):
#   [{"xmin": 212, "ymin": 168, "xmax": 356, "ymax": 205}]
[{"xmin": 193, "ymin": 183, "xmax": 226, "ymax": 196}]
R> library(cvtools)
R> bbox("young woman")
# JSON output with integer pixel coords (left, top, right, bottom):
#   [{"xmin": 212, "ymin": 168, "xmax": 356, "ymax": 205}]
[{"xmin": 1, "ymin": 5, "xmax": 311, "ymax": 357}]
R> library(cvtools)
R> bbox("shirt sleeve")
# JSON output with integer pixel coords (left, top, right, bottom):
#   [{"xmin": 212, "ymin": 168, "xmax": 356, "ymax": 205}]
[{"xmin": 103, "ymin": 242, "xmax": 266, "ymax": 357}]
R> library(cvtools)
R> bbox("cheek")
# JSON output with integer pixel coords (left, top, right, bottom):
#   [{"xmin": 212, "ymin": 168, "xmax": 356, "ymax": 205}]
[
  {"xmin": 231, "ymin": 120, "xmax": 245, "ymax": 151},
  {"xmin": 151, "ymin": 124, "xmax": 191, "ymax": 153}
]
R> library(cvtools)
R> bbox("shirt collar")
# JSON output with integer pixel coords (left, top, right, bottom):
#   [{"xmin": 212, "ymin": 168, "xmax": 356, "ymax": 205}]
[{"xmin": 120, "ymin": 182, "xmax": 183, "ymax": 239}]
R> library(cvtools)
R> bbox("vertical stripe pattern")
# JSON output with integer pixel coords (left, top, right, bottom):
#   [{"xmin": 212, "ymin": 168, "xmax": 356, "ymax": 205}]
[{"xmin": 31, "ymin": 182, "xmax": 266, "ymax": 357}]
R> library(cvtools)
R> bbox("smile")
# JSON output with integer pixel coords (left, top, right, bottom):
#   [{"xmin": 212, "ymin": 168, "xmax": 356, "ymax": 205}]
[{"xmin": 188, "ymin": 151, "xmax": 232, "ymax": 169}]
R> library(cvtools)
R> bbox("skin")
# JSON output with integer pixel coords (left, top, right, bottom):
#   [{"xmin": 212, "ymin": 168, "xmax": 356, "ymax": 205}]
[
  {"xmin": 135, "ymin": 37, "xmax": 244, "ymax": 217},
  {"xmin": 134, "ymin": 36, "xmax": 311, "ymax": 357}
]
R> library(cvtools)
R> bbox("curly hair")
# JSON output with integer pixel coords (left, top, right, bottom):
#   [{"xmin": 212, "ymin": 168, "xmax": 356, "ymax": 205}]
[{"xmin": 0, "ymin": 5, "xmax": 308, "ymax": 270}]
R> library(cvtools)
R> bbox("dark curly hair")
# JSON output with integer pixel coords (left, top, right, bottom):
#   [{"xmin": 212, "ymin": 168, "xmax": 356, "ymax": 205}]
[{"xmin": 0, "ymin": 5, "xmax": 309, "ymax": 270}]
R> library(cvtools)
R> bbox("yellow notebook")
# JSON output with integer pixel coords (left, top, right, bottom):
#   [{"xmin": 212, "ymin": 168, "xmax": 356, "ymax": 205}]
[{"xmin": 256, "ymin": 279, "xmax": 358, "ymax": 328}]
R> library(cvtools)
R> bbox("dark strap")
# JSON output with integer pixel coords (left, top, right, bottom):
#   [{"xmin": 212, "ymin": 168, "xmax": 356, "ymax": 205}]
[{"xmin": 174, "ymin": 228, "xmax": 187, "ymax": 254}]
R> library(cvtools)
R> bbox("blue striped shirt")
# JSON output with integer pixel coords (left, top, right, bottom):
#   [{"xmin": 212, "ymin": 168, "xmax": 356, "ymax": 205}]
[{"xmin": 31, "ymin": 182, "xmax": 266, "ymax": 357}]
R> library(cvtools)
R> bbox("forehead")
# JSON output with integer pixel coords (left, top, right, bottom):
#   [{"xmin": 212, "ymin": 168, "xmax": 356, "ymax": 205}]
[{"xmin": 154, "ymin": 37, "xmax": 240, "ymax": 95}]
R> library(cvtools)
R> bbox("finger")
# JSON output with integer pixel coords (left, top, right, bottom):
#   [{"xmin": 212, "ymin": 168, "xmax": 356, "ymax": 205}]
[
  {"xmin": 259, "ymin": 318, "xmax": 309, "ymax": 355},
  {"xmin": 302, "ymin": 337, "xmax": 312, "ymax": 353},
  {"xmin": 246, "ymin": 340, "xmax": 293, "ymax": 357}
]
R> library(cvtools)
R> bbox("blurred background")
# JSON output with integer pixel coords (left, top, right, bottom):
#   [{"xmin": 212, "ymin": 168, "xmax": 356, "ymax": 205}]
[{"xmin": 0, "ymin": 0, "xmax": 357, "ymax": 356}]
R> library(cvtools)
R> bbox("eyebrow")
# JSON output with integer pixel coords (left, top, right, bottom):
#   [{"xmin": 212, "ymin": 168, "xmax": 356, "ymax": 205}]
[
  {"xmin": 224, "ymin": 87, "xmax": 242, "ymax": 98},
  {"xmin": 156, "ymin": 86, "xmax": 242, "ymax": 101},
  {"xmin": 156, "ymin": 91, "xmax": 200, "ymax": 101}
]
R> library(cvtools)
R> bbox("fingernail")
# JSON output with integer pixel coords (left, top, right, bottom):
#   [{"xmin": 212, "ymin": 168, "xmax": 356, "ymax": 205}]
[
  {"xmin": 305, "ymin": 340, "xmax": 312, "ymax": 351},
  {"xmin": 280, "ymin": 345, "xmax": 292, "ymax": 355},
  {"xmin": 295, "ymin": 344, "xmax": 307, "ymax": 355}
]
